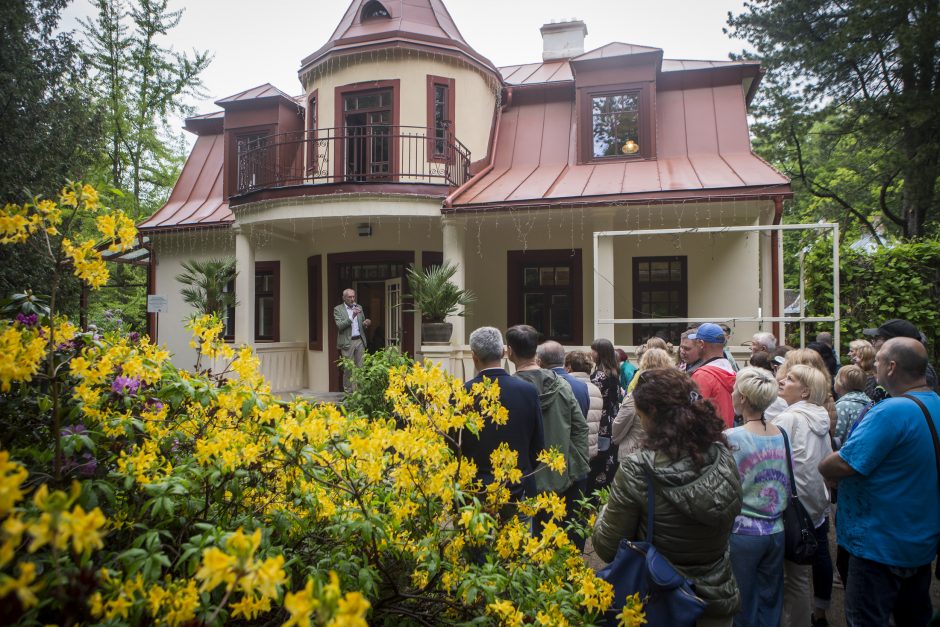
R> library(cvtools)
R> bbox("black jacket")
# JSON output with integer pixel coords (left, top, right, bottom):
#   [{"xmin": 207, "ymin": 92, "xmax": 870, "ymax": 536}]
[{"xmin": 463, "ymin": 368, "xmax": 544, "ymax": 499}]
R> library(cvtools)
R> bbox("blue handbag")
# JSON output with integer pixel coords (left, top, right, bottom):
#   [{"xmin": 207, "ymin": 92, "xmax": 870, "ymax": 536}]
[{"xmin": 597, "ymin": 467, "xmax": 707, "ymax": 626}]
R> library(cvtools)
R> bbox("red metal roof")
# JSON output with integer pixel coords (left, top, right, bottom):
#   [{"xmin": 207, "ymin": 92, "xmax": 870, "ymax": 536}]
[
  {"xmin": 215, "ymin": 83, "xmax": 296, "ymax": 106},
  {"xmin": 448, "ymin": 82, "xmax": 789, "ymax": 209},
  {"xmin": 138, "ymin": 133, "xmax": 231, "ymax": 231},
  {"xmin": 499, "ymin": 47, "xmax": 761, "ymax": 86},
  {"xmin": 300, "ymin": 0, "xmax": 499, "ymax": 77}
]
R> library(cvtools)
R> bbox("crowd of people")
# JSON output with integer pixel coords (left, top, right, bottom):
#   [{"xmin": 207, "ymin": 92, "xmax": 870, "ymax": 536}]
[{"xmin": 461, "ymin": 319, "xmax": 940, "ymax": 627}]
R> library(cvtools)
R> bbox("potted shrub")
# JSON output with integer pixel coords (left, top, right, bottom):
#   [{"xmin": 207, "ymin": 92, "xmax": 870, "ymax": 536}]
[{"xmin": 405, "ymin": 261, "xmax": 475, "ymax": 344}]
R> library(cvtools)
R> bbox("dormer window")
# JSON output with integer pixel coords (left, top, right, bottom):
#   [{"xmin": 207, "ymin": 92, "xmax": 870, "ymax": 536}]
[
  {"xmin": 592, "ymin": 93, "xmax": 640, "ymax": 158},
  {"xmin": 578, "ymin": 82, "xmax": 654, "ymax": 162},
  {"xmin": 361, "ymin": 0, "xmax": 390, "ymax": 20}
]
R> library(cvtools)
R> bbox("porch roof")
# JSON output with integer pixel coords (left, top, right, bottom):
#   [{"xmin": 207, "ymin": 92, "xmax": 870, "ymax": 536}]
[{"xmin": 137, "ymin": 133, "xmax": 232, "ymax": 232}]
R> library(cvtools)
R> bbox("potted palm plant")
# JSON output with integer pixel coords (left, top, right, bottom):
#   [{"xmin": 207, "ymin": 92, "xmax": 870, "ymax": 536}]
[{"xmin": 404, "ymin": 262, "xmax": 475, "ymax": 344}]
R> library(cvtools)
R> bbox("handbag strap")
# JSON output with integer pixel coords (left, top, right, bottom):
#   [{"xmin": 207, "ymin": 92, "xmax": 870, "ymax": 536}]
[
  {"xmin": 900, "ymin": 393, "xmax": 940, "ymax": 488},
  {"xmin": 778, "ymin": 428, "xmax": 798, "ymax": 498},
  {"xmin": 643, "ymin": 466, "xmax": 656, "ymax": 541}
]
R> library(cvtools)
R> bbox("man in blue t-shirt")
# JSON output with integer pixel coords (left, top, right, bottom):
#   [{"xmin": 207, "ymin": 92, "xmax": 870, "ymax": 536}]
[{"xmin": 819, "ymin": 337, "xmax": 940, "ymax": 626}]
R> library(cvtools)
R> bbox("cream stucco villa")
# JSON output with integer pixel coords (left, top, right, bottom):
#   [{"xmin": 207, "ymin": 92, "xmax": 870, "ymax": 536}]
[{"xmin": 132, "ymin": 0, "xmax": 792, "ymax": 394}]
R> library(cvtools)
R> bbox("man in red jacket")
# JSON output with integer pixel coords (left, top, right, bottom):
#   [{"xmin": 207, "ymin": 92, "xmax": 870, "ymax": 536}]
[{"xmin": 687, "ymin": 323, "xmax": 737, "ymax": 427}]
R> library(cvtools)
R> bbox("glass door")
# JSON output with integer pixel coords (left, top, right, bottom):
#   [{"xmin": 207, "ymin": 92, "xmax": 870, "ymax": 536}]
[
  {"xmin": 385, "ymin": 277, "xmax": 402, "ymax": 347},
  {"xmin": 343, "ymin": 90, "xmax": 392, "ymax": 181}
]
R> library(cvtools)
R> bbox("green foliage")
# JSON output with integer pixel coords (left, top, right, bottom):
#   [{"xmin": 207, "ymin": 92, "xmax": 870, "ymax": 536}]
[
  {"xmin": 728, "ymin": 0, "xmax": 940, "ymax": 239},
  {"xmin": 341, "ymin": 346, "xmax": 415, "ymax": 417},
  {"xmin": 802, "ymin": 237, "xmax": 940, "ymax": 364},
  {"xmin": 404, "ymin": 262, "xmax": 476, "ymax": 322},
  {"xmin": 81, "ymin": 0, "xmax": 211, "ymax": 215},
  {"xmin": 174, "ymin": 258, "xmax": 237, "ymax": 318},
  {"xmin": 0, "ymin": 0, "xmax": 104, "ymax": 314}
]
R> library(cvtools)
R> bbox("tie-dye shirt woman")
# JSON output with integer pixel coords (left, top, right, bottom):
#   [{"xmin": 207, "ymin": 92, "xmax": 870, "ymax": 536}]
[{"xmin": 725, "ymin": 428, "xmax": 789, "ymax": 535}]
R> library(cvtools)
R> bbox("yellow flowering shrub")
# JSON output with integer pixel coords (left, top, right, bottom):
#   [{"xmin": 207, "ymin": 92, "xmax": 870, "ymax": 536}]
[{"xmin": 0, "ymin": 184, "xmax": 619, "ymax": 624}]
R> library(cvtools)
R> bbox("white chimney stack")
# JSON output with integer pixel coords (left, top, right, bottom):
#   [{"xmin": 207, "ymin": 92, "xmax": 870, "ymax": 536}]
[{"xmin": 539, "ymin": 19, "xmax": 588, "ymax": 61}]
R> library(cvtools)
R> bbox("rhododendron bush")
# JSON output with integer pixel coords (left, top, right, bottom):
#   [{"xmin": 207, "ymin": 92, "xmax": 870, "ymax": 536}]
[{"xmin": 0, "ymin": 186, "xmax": 614, "ymax": 625}]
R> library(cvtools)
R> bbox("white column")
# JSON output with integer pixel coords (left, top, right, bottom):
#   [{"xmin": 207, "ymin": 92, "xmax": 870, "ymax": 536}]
[
  {"xmin": 594, "ymin": 233, "xmax": 615, "ymax": 340},
  {"xmin": 234, "ymin": 226, "xmax": 255, "ymax": 346},
  {"xmin": 442, "ymin": 217, "xmax": 466, "ymax": 347}
]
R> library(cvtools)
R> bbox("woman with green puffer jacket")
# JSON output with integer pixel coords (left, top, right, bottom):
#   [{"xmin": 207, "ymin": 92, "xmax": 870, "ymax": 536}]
[{"xmin": 592, "ymin": 368, "xmax": 743, "ymax": 626}]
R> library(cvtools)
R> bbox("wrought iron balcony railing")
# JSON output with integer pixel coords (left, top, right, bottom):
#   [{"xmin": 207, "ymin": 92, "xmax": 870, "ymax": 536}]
[{"xmin": 235, "ymin": 126, "xmax": 472, "ymax": 195}]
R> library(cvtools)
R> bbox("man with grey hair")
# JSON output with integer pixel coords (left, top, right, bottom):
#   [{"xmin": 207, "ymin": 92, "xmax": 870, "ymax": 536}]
[
  {"xmin": 463, "ymin": 327, "xmax": 544, "ymax": 503},
  {"xmin": 537, "ymin": 340, "xmax": 589, "ymax": 419},
  {"xmin": 751, "ymin": 331, "xmax": 777, "ymax": 357}
]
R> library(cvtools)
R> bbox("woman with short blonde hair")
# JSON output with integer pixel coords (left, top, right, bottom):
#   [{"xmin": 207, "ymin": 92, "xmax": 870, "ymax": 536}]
[
  {"xmin": 848, "ymin": 339, "xmax": 875, "ymax": 375},
  {"xmin": 727, "ymin": 367, "xmax": 790, "ymax": 626},
  {"xmin": 773, "ymin": 363, "xmax": 834, "ymax": 626}
]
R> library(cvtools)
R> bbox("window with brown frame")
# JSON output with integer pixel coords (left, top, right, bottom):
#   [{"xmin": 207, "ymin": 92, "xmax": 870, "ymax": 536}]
[
  {"xmin": 507, "ymin": 250, "xmax": 582, "ymax": 344},
  {"xmin": 221, "ymin": 262, "xmax": 280, "ymax": 342},
  {"xmin": 632, "ymin": 256, "xmax": 687, "ymax": 345},
  {"xmin": 307, "ymin": 255, "xmax": 322, "ymax": 350},
  {"xmin": 579, "ymin": 83, "xmax": 654, "ymax": 163},
  {"xmin": 306, "ymin": 91, "xmax": 318, "ymax": 173},
  {"xmin": 255, "ymin": 261, "xmax": 280, "ymax": 342},
  {"xmin": 427, "ymin": 76, "xmax": 455, "ymax": 162}
]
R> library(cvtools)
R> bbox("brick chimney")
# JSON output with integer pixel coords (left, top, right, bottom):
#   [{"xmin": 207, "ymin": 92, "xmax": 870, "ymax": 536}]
[{"xmin": 539, "ymin": 19, "xmax": 588, "ymax": 61}]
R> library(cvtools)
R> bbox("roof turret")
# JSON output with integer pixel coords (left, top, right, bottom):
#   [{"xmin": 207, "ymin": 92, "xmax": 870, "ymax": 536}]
[{"xmin": 299, "ymin": 0, "xmax": 499, "ymax": 80}]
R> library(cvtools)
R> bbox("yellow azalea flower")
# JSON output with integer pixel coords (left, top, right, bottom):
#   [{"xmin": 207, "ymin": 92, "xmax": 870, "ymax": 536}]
[
  {"xmin": 618, "ymin": 593, "xmax": 648, "ymax": 626},
  {"xmin": 328, "ymin": 591, "xmax": 370, "ymax": 626},
  {"xmin": 231, "ymin": 593, "xmax": 272, "ymax": 620},
  {"xmin": 195, "ymin": 546, "xmax": 237, "ymax": 592},
  {"xmin": 283, "ymin": 578, "xmax": 317, "ymax": 627},
  {"xmin": 59, "ymin": 186, "xmax": 78, "ymax": 207},
  {"xmin": 62, "ymin": 505, "xmax": 107, "ymax": 555},
  {"xmin": 0, "ymin": 452, "xmax": 28, "ymax": 517},
  {"xmin": 537, "ymin": 448, "xmax": 567, "ymax": 475},
  {"xmin": 250, "ymin": 554, "xmax": 286, "ymax": 600},
  {"xmin": 81, "ymin": 184, "xmax": 100, "ymax": 211},
  {"xmin": 0, "ymin": 561, "xmax": 42, "ymax": 608}
]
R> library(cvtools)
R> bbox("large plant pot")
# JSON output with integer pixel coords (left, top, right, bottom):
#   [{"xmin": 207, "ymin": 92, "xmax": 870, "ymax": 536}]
[{"xmin": 421, "ymin": 322, "xmax": 453, "ymax": 344}]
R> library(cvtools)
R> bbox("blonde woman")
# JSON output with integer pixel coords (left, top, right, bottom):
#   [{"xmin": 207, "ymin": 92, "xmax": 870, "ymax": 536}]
[
  {"xmin": 626, "ymin": 347, "xmax": 674, "ymax": 393},
  {"xmin": 614, "ymin": 348, "xmax": 674, "ymax": 461},
  {"xmin": 773, "ymin": 364, "xmax": 834, "ymax": 627},
  {"xmin": 726, "ymin": 367, "xmax": 789, "ymax": 627}
]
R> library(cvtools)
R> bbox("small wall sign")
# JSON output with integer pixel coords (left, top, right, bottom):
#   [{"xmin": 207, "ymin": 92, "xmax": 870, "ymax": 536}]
[{"xmin": 147, "ymin": 295, "xmax": 168, "ymax": 314}]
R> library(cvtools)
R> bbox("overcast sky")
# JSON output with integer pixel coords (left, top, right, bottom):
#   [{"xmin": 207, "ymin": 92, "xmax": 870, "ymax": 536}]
[{"xmin": 62, "ymin": 0, "xmax": 751, "ymax": 133}]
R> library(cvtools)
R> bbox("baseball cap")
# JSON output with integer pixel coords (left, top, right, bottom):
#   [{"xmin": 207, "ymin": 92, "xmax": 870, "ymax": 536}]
[
  {"xmin": 862, "ymin": 319, "xmax": 920, "ymax": 340},
  {"xmin": 688, "ymin": 323, "xmax": 725, "ymax": 344}
]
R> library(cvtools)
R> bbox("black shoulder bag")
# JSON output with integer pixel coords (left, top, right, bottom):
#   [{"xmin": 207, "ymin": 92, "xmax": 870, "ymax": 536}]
[
  {"xmin": 779, "ymin": 428, "xmax": 819, "ymax": 564},
  {"xmin": 900, "ymin": 394, "xmax": 940, "ymax": 579}
]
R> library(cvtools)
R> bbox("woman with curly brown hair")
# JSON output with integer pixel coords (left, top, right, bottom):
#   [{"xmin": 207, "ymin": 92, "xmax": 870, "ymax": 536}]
[{"xmin": 593, "ymin": 368, "xmax": 743, "ymax": 626}]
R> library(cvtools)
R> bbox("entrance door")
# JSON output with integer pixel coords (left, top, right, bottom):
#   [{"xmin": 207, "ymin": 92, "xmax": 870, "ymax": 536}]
[
  {"xmin": 384, "ymin": 277, "xmax": 402, "ymax": 347},
  {"xmin": 343, "ymin": 90, "xmax": 392, "ymax": 182}
]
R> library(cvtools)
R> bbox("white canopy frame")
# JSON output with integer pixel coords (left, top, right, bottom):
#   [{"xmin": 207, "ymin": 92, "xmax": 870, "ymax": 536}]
[{"xmin": 592, "ymin": 222, "xmax": 840, "ymax": 349}]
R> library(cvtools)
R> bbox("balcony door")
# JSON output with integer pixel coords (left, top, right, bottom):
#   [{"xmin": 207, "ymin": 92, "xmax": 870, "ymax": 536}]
[{"xmin": 343, "ymin": 89, "xmax": 392, "ymax": 182}]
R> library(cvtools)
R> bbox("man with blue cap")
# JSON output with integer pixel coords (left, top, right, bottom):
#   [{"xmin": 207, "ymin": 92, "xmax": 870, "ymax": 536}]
[{"xmin": 687, "ymin": 322, "xmax": 737, "ymax": 427}]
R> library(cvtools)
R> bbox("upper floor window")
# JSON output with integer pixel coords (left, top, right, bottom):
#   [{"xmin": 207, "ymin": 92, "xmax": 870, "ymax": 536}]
[
  {"xmin": 361, "ymin": 0, "xmax": 390, "ymax": 20},
  {"xmin": 427, "ymin": 76, "xmax": 455, "ymax": 162},
  {"xmin": 579, "ymin": 83, "xmax": 654, "ymax": 162},
  {"xmin": 592, "ymin": 93, "xmax": 640, "ymax": 158}
]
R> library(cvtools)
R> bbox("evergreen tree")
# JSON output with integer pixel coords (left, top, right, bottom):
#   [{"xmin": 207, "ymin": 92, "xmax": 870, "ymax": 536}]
[
  {"xmin": 0, "ymin": 0, "xmax": 104, "ymax": 312},
  {"xmin": 728, "ymin": 0, "xmax": 940, "ymax": 239}
]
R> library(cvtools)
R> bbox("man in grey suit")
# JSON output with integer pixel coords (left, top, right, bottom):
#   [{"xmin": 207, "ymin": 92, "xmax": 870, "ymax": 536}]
[{"xmin": 334, "ymin": 288, "xmax": 370, "ymax": 393}]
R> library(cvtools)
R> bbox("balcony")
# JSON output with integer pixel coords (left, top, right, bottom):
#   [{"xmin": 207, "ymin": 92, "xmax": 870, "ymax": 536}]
[{"xmin": 234, "ymin": 126, "xmax": 472, "ymax": 197}]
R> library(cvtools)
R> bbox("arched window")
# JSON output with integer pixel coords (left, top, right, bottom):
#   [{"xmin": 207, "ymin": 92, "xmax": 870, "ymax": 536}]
[{"xmin": 361, "ymin": 0, "xmax": 390, "ymax": 21}]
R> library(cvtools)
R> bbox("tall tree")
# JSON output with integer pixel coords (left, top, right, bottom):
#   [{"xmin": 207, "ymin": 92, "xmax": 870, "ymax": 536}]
[
  {"xmin": 728, "ymin": 0, "xmax": 940, "ymax": 239},
  {"xmin": 82, "ymin": 0, "xmax": 210, "ymax": 215},
  {"xmin": 0, "ymin": 0, "xmax": 103, "ymax": 310}
]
